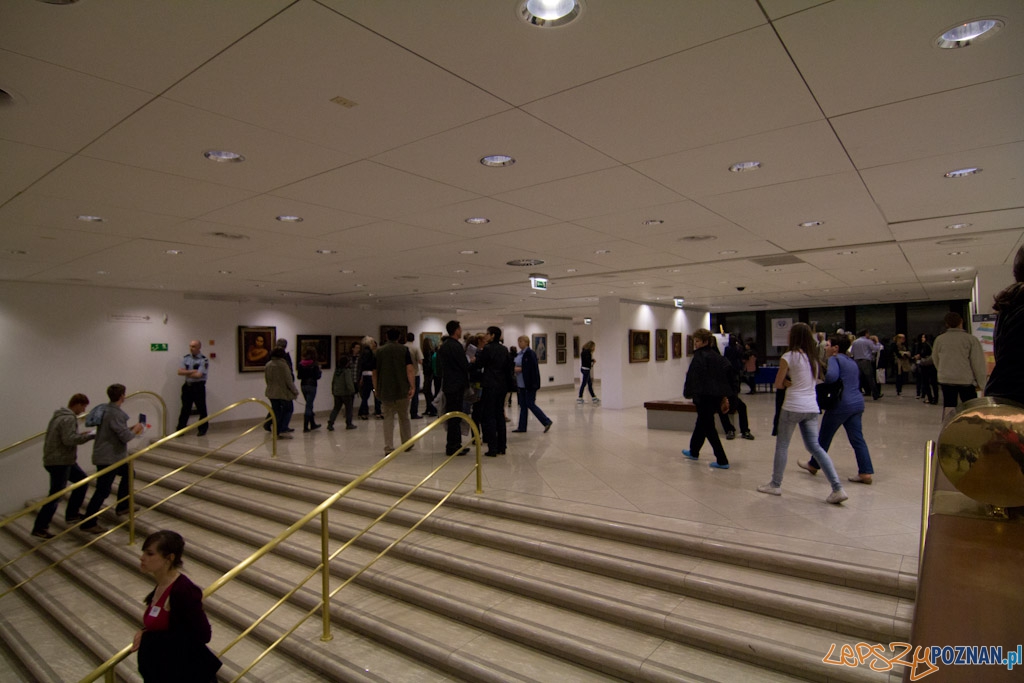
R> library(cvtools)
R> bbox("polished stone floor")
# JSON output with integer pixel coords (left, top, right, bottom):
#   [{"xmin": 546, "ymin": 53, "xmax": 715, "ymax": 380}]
[{"xmin": 191, "ymin": 382, "xmax": 940, "ymax": 579}]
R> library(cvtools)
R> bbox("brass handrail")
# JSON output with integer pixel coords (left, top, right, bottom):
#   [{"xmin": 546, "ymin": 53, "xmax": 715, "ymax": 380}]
[
  {"xmin": 81, "ymin": 411, "xmax": 483, "ymax": 683},
  {"xmin": 918, "ymin": 439, "xmax": 937, "ymax": 575},
  {"xmin": 0, "ymin": 398, "xmax": 277, "ymax": 597},
  {"xmin": 0, "ymin": 390, "xmax": 168, "ymax": 459}
]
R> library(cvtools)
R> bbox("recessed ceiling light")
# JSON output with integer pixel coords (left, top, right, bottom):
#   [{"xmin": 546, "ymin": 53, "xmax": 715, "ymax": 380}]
[
  {"xmin": 718, "ymin": 250, "xmax": 737, "ymax": 255},
  {"xmin": 460, "ymin": 249, "xmax": 478, "ymax": 255},
  {"xmin": 451, "ymin": 282, "xmax": 462, "ymax": 287},
  {"xmin": 339, "ymin": 269, "xmax": 354, "ymax": 274},
  {"xmin": 935, "ymin": 18, "xmax": 1004, "ymax": 48},
  {"xmin": 947, "ymin": 251, "xmax": 968, "ymax": 256},
  {"xmin": 668, "ymin": 268, "xmax": 681, "ymax": 273},
  {"xmin": 8, "ymin": 249, "xmax": 27, "ymax": 255},
  {"xmin": 316, "ymin": 249, "xmax": 337, "ymax": 255},
  {"xmin": 768, "ymin": 268, "xmax": 782, "ymax": 272},
  {"xmin": 276, "ymin": 215, "xmax": 303, "ymax": 223},
  {"xmin": 203, "ymin": 150, "xmax": 245, "ymax": 163},
  {"xmin": 395, "ymin": 275, "xmax": 419, "ymax": 280},
  {"xmin": 454, "ymin": 268, "xmax": 468, "ymax": 273},
  {"xmin": 164, "ymin": 249, "xmax": 182, "ymax": 255},
  {"xmin": 679, "ymin": 235, "xmax": 716, "ymax": 242},
  {"xmin": 949, "ymin": 267, "xmax": 969, "ymax": 272},
  {"xmin": 77, "ymin": 215, "xmax": 104, "ymax": 222},
  {"xmin": 450, "ymin": 291, "xmax": 457, "ymax": 296},
  {"xmin": 519, "ymin": 0, "xmax": 581, "ymax": 27},
  {"xmin": 594, "ymin": 249, "xmax": 611, "ymax": 255},
  {"xmin": 480, "ymin": 155, "xmax": 515, "ymax": 167},
  {"xmin": 728, "ymin": 161, "xmax": 761, "ymax": 173},
  {"xmin": 938, "ymin": 237, "xmax": 978, "ymax": 245},
  {"xmin": 465, "ymin": 217, "xmax": 490, "ymax": 225},
  {"xmin": 798, "ymin": 220, "xmax": 824, "ymax": 228},
  {"xmin": 642, "ymin": 219, "xmax": 664, "ymax": 226},
  {"xmin": 507, "ymin": 258, "xmax": 544, "ymax": 266},
  {"xmin": 632, "ymin": 281, "xmax": 646, "ymax": 285},
  {"xmin": 208, "ymin": 231, "xmax": 249, "ymax": 240},
  {"xmin": 861, "ymin": 268, "xmax": 877, "ymax": 272},
  {"xmin": 945, "ymin": 223, "xmax": 972, "ymax": 230},
  {"xmin": 836, "ymin": 250, "xmax": 857, "ymax": 255},
  {"xmin": 218, "ymin": 270, "xmax": 232, "ymax": 275},
  {"xmin": 96, "ymin": 270, "xmax": 109, "ymax": 275},
  {"xmin": 566, "ymin": 268, "xmax": 578, "ymax": 273},
  {"xmin": 355, "ymin": 283, "xmax": 365, "ymax": 288},
  {"xmin": 944, "ymin": 167, "xmax": 981, "ymax": 178}
]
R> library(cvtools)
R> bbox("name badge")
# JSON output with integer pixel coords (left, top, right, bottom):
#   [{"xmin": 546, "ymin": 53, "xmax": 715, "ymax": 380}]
[{"xmin": 149, "ymin": 605, "xmax": 161, "ymax": 618}]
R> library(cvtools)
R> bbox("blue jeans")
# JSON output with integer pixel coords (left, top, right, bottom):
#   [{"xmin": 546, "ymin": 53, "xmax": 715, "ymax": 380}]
[
  {"xmin": 82, "ymin": 463, "xmax": 131, "ymax": 528},
  {"xmin": 772, "ymin": 410, "xmax": 840, "ymax": 490},
  {"xmin": 34, "ymin": 463, "xmax": 88, "ymax": 532},
  {"xmin": 301, "ymin": 383, "xmax": 317, "ymax": 428},
  {"xmin": 578, "ymin": 369, "xmax": 595, "ymax": 398},
  {"xmin": 810, "ymin": 409, "xmax": 873, "ymax": 475},
  {"xmin": 410, "ymin": 376, "xmax": 421, "ymax": 417},
  {"xmin": 517, "ymin": 387, "xmax": 551, "ymax": 431},
  {"xmin": 270, "ymin": 398, "xmax": 293, "ymax": 433}
]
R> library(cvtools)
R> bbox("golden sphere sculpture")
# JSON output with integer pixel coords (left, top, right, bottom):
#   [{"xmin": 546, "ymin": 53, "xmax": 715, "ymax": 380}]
[{"xmin": 937, "ymin": 397, "xmax": 1024, "ymax": 509}]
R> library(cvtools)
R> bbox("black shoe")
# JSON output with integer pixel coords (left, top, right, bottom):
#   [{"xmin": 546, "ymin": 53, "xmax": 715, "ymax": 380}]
[
  {"xmin": 31, "ymin": 529, "xmax": 54, "ymax": 539},
  {"xmin": 66, "ymin": 514, "xmax": 83, "ymax": 523},
  {"xmin": 327, "ymin": 424, "xmax": 334, "ymax": 431},
  {"xmin": 303, "ymin": 427, "xmax": 311, "ymax": 433},
  {"xmin": 741, "ymin": 432, "xmax": 755, "ymax": 440},
  {"xmin": 484, "ymin": 451, "xmax": 504, "ymax": 457},
  {"xmin": 544, "ymin": 422, "xmax": 553, "ymax": 433},
  {"xmin": 725, "ymin": 431, "xmax": 736, "ymax": 440},
  {"xmin": 346, "ymin": 424, "xmax": 357, "ymax": 429},
  {"xmin": 197, "ymin": 430, "xmax": 208, "ymax": 437},
  {"xmin": 449, "ymin": 446, "xmax": 471, "ymax": 457},
  {"xmin": 312, "ymin": 423, "xmax": 322, "ymax": 430},
  {"xmin": 411, "ymin": 415, "xmax": 422, "ymax": 420},
  {"xmin": 511, "ymin": 429, "xmax": 526, "ymax": 433}
]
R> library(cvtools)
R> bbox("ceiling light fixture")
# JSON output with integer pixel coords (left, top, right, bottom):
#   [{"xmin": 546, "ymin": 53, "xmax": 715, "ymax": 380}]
[
  {"xmin": 480, "ymin": 155, "xmax": 515, "ymax": 167},
  {"xmin": 316, "ymin": 249, "xmax": 337, "ymax": 255},
  {"xmin": 218, "ymin": 270, "xmax": 232, "ymax": 275},
  {"xmin": 519, "ymin": 0, "xmax": 581, "ymax": 27},
  {"xmin": 203, "ymin": 150, "xmax": 245, "ymax": 163},
  {"xmin": 276, "ymin": 215, "xmax": 303, "ymax": 223},
  {"xmin": 728, "ymin": 161, "xmax": 761, "ymax": 173},
  {"xmin": 945, "ymin": 223, "xmax": 972, "ymax": 230},
  {"xmin": 718, "ymin": 250, "xmax": 737, "ymax": 255},
  {"xmin": 339, "ymin": 269, "xmax": 354, "ymax": 274},
  {"xmin": 507, "ymin": 258, "xmax": 544, "ymax": 266},
  {"xmin": 460, "ymin": 249, "xmax": 478, "ymax": 255},
  {"xmin": 566, "ymin": 268, "xmax": 577, "ymax": 273},
  {"xmin": 164, "ymin": 249, "xmax": 182, "ymax": 255},
  {"xmin": 8, "ymin": 249, "xmax": 27, "ymax": 255},
  {"xmin": 944, "ymin": 167, "xmax": 981, "ymax": 178},
  {"xmin": 465, "ymin": 217, "xmax": 490, "ymax": 225},
  {"xmin": 679, "ymin": 235, "xmax": 716, "ymax": 242},
  {"xmin": 594, "ymin": 249, "xmax": 611, "ymax": 254},
  {"xmin": 935, "ymin": 18, "xmax": 1005, "ymax": 48},
  {"xmin": 798, "ymin": 220, "xmax": 824, "ymax": 228},
  {"xmin": 77, "ymin": 215, "xmax": 104, "ymax": 222},
  {"xmin": 642, "ymin": 219, "xmax": 664, "ymax": 226},
  {"xmin": 947, "ymin": 251, "xmax": 968, "ymax": 256},
  {"xmin": 836, "ymin": 250, "xmax": 857, "ymax": 255}
]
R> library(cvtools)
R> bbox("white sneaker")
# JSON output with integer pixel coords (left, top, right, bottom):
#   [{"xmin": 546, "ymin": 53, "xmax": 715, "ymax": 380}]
[
  {"xmin": 825, "ymin": 489, "xmax": 849, "ymax": 505},
  {"xmin": 592, "ymin": 397, "xmax": 600, "ymax": 404},
  {"xmin": 757, "ymin": 483, "xmax": 782, "ymax": 496},
  {"xmin": 576, "ymin": 398, "xmax": 585, "ymax": 404}
]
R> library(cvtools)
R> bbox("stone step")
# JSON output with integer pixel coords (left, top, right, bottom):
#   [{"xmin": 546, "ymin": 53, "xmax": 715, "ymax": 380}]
[{"xmin": 133, "ymin": 452, "xmax": 901, "ymax": 682}]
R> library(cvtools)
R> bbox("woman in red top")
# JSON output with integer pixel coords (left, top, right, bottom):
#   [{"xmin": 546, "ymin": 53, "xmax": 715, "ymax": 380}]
[{"xmin": 132, "ymin": 530, "xmax": 220, "ymax": 682}]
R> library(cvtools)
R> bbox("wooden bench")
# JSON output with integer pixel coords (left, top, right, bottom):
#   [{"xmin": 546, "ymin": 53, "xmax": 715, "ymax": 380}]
[{"xmin": 643, "ymin": 398, "xmax": 697, "ymax": 431}]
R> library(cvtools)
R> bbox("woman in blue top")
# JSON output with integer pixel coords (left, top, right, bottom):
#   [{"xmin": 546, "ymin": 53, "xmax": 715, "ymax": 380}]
[
  {"xmin": 799, "ymin": 334, "xmax": 874, "ymax": 484},
  {"xmin": 757, "ymin": 323, "xmax": 848, "ymax": 504}
]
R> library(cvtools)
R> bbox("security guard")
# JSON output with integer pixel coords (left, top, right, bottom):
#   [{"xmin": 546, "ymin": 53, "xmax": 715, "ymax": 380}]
[{"xmin": 177, "ymin": 340, "xmax": 209, "ymax": 435}]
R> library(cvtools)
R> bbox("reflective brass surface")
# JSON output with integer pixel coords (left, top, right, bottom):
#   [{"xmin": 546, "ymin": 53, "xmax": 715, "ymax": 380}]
[{"xmin": 937, "ymin": 397, "xmax": 1024, "ymax": 508}]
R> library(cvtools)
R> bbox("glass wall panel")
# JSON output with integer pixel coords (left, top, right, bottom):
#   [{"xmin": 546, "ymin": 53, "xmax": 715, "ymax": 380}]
[
  {"xmin": 906, "ymin": 301, "xmax": 959, "ymax": 341},
  {"xmin": 721, "ymin": 312, "xmax": 757, "ymax": 344},
  {"xmin": 807, "ymin": 308, "xmax": 846, "ymax": 337},
  {"xmin": 853, "ymin": 304, "xmax": 895, "ymax": 344}
]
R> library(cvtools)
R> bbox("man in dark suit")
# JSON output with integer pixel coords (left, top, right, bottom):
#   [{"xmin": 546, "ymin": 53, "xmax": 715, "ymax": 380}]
[
  {"xmin": 475, "ymin": 326, "xmax": 510, "ymax": 457},
  {"xmin": 438, "ymin": 320, "xmax": 470, "ymax": 456}
]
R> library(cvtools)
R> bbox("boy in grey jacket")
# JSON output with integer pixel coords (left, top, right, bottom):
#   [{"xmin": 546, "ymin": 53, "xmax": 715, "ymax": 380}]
[
  {"xmin": 82, "ymin": 384, "xmax": 145, "ymax": 533},
  {"xmin": 32, "ymin": 393, "xmax": 95, "ymax": 539},
  {"xmin": 327, "ymin": 355, "xmax": 357, "ymax": 431}
]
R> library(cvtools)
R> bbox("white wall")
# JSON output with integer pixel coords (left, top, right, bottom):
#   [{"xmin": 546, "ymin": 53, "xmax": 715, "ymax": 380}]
[{"xmin": 0, "ymin": 281, "xmax": 447, "ymax": 513}]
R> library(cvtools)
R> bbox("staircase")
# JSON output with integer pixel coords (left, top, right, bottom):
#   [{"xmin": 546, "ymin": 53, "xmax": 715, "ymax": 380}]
[{"xmin": 0, "ymin": 440, "xmax": 914, "ymax": 682}]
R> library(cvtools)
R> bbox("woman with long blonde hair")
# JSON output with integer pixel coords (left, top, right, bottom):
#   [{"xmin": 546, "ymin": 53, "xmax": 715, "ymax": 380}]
[{"xmin": 757, "ymin": 323, "xmax": 848, "ymax": 504}]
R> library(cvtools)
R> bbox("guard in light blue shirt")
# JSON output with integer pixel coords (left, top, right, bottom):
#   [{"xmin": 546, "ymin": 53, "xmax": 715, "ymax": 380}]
[
  {"xmin": 177, "ymin": 340, "xmax": 209, "ymax": 435},
  {"xmin": 850, "ymin": 330, "xmax": 883, "ymax": 400}
]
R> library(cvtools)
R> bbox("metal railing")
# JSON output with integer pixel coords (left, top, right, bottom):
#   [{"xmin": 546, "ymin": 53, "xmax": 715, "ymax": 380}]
[
  {"xmin": 0, "ymin": 398, "xmax": 277, "ymax": 600},
  {"xmin": 0, "ymin": 390, "xmax": 168, "ymax": 459},
  {"xmin": 80, "ymin": 411, "xmax": 483, "ymax": 683}
]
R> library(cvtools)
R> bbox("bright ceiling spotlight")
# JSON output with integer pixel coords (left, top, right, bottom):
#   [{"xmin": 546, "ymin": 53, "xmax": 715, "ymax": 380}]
[{"xmin": 520, "ymin": 0, "xmax": 581, "ymax": 27}]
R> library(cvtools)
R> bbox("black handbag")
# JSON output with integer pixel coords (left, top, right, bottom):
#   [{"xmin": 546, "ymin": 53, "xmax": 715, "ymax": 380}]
[{"xmin": 815, "ymin": 357, "xmax": 843, "ymax": 410}]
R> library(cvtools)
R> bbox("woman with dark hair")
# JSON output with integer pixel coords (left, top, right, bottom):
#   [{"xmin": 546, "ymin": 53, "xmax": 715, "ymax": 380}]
[
  {"xmin": 985, "ymin": 246, "xmax": 1024, "ymax": 404},
  {"xmin": 264, "ymin": 347, "xmax": 298, "ymax": 437},
  {"xmin": 577, "ymin": 341, "xmax": 599, "ymax": 404},
  {"xmin": 296, "ymin": 346, "xmax": 322, "ymax": 432},
  {"xmin": 758, "ymin": 322, "xmax": 848, "ymax": 504},
  {"xmin": 912, "ymin": 333, "xmax": 937, "ymax": 404},
  {"xmin": 682, "ymin": 329, "xmax": 732, "ymax": 470},
  {"xmin": 357, "ymin": 337, "xmax": 382, "ymax": 420},
  {"xmin": 132, "ymin": 530, "xmax": 220, "ymax": 682}
]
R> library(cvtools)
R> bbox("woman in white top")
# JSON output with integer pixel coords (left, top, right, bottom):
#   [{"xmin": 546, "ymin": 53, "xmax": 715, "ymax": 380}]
[{"xmin": 758, "ymin": 322, "xmax": 848, "ymax": 504}]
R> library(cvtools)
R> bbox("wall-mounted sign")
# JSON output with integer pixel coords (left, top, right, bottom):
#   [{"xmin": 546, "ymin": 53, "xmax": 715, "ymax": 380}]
[
  {"xmin": 150, "ymin": 343, "xmax": 168, "ymax": 351},
  {"xmin": 530, "ymin": 274, "xmax": 548, "ymax": 291}
]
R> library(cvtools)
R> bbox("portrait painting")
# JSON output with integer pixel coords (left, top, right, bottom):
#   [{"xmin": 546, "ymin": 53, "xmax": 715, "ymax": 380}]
[
  {"xmin": 334, "ymin": 335, "xmax": 363, "ymax": 366},
  {"xmin": 297, "ymin": 334, "xmax": 332, "ymax": 369},
  {"xmin": 556, "ymin": 348, "xmax": 567, "ymax": 364},
  {"xmin": 238, "ymin": 326, "xmax": 276, "ymax": 372},
  {"xmin": 629, "ymin": 329, "xmax": 650, "ymax": 363},
  {"xmin": 532, "ymin": 334, "xmax": 548, "ymax": 364},
  {"xmin": 420, "ymin": 331, "xmax": 442, "ymax": 357},
  {"xmin": 556, "ymin": 332, "xmax": 567, "ymax": 349},
  {"xmin": 655, "ymin": 329, "xmax": 668, "ymax": 361},
  {"xmin": 672, "ymin": 332, "xmax": 683, "ymax": 359},
  {"xmin": 380, "ymin": 325, "xmax": 408, "ymax": 346}
]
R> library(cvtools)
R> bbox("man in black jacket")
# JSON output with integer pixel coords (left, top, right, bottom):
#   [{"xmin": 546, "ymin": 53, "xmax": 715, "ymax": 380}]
[
  {"xmin": 438, "ymin": 320, "xmax": 471, "ymax": 456},
  {"xmin": 475, "ymin": 326, "xmax": 510, "ymax": 457}
]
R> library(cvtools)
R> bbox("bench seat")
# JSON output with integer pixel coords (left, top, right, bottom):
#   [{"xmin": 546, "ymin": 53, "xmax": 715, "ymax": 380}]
[{"xmin": 643, "ymin": 398, "xmax": 697, "ymax": 431}]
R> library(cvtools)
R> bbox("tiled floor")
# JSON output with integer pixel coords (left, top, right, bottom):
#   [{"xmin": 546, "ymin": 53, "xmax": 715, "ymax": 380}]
[{"xmin": 188, "ymin": 383, "xmax": 938, "ymax": 577}]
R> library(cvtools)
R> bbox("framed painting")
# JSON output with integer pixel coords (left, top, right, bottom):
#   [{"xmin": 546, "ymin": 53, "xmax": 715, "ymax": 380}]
[
  {"xmin": 655, "ymin": 329, "xmax": 668, "ymax": 361},
  {"xmin": 573, "ymin": 335, "xmax": 580, "ymax": 359},
  {"xmin": 238, "ymin": 326, "xmax": 275, "ymax": 372},
  {"xmin": 420, "ymin": 331, "xmax": 442, "ymax": 356},
  {"xmin": 297, "ymin": 334, "xmax": 332, "ymax": 369},
  {"xmin": 556, "ymin": 348, "xmax": 567, "ymax": 364},
  {"xmin": 334, "ymin": 336, "xmax": 363, "ymax": 366},
  {"xmin": 532, "ymin": 334, "xmax": 548, "ymax": 364},
  {"xmin": 379, "ymin": 324, "xmax": 408, "ymax": 345},
  {"xmin": 629, "ymin": 329, "xmax": 650, "ymax": 363},
  {"xmin": 556, "ymin": 332, "xmax": 567, "ymax": 349},
  {"xmin": 672, "ymin": 332, "xmax": 683, "ymax": 359}
]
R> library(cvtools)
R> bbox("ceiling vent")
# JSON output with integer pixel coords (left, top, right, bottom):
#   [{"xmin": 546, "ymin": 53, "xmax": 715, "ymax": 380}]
[{"xmin": 747, "ymin": 254, "xmax": 805, "ymax": 267}]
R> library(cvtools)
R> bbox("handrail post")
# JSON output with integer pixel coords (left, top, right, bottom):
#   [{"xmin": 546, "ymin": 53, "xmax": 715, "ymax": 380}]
[
  {"xmin": 127, "ymin": 460, "xmax": 136, "ymax": 546},
  {"xmin": 919, "ymin": 440, "xmax": 936, "ymax": 575},
  {"xmin": 320, "ymin": 508, "xmax": 333, "ymax": 642}
]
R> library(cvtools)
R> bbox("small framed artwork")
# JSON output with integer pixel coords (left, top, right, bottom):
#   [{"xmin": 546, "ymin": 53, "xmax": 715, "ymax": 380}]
[
  {"xmin": 335, "ymin": 336, "xmax": 363, "ymax": 366},
  {"xmin": 672, "ymin": 332, "xmax": 683, "ymax": 359},
  {"xmin": 556, "ymin": 348, "xmax": 567, "ymax": 364},
  {"xmin": 629, "ymin": 329, "xmax": 650, "ymax": 363},
  {"xmin": 655, "ymin": 329, "xmax": 668, "ymax": 361},
  {"xmin": 238, "ymin": 326, "xmax": 276, "ymax": 373},
  {"xmin": 532, "ymin": 334, "xmax": 548, "ymax": 364},
  {"xmin": 297, "ymin": 334, "xmax": 332, "ymax": 369},
  {"xmin": 380, "ymin": 325, "xmax": 408, "ymax": 345},
  {"xmin": 556, "ymin": 332, "xmax": 567, "ymax": 349},
  {"xmin": 573, "ymin": 336, "xmax": 580, "ymax": 359},
  {"xmin": 420, "ymin": 331, "xmax": 442, "ymax": 356},
  {"xmin": 686, "ymin": 334, "xmax": 695, "ymax": 357}
]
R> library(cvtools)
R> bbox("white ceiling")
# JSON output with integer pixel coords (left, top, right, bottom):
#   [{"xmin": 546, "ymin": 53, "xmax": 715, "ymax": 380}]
[{"xmin": 1, "ymin": 0, "xmax": 1022, "ymax": 322}]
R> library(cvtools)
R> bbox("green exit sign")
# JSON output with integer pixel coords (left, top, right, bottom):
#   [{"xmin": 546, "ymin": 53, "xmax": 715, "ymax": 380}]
[{"xmin": 151, "ymin": 343, "xmax": 169, "ymax": 352}]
